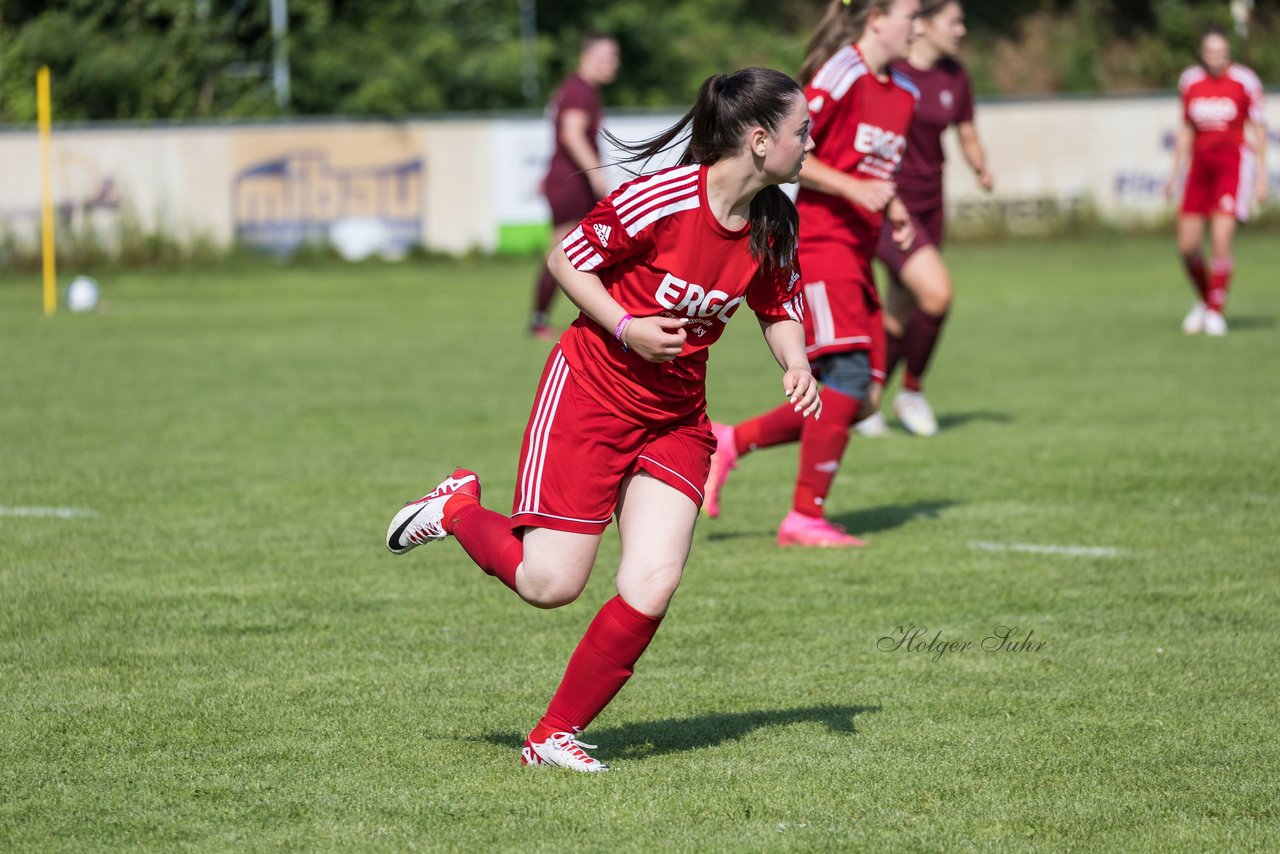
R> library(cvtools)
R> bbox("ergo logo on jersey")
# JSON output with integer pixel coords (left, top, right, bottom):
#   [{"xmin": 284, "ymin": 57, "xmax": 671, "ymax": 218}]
[
  {"xmin": 654, "ymin": 272, "xmax": 744, "ymax": 321},
  {"xmin": 1189, "ymin": 97, "xmax": 1238, "ymax": 126},
  {"xmin": 854, "ymin": 123, "xmax": 906, "ymax": 164}
]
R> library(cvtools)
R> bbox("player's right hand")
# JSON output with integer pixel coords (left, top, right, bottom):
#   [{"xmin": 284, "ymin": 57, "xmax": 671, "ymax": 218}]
[
  {"xmin": 847, "ymin": 179, "xmax": 897, "ymax": 213},
  {"xmin": 626, "ymin": 316, "xmax": 688, "ymax": 363}
]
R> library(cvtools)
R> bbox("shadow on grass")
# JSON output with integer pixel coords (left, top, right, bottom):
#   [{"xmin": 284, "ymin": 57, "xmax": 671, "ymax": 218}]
[
  {"xmin": 934, "ymin": 410, "xmax": 1014, "ymax": 430},
  {"xmin": 705, "ymin": 499, "xmax": 956, "ymax": 542},
  {"xmin": 829, "ymin": 499, "xmax": 957, "ymax": 536},
  {"xmin": 483, "ymin": 703, "xmax": 879, "ymax": 760},
  {"xmin": 1225, "ymin": 315, "xmax": 1275, "ymax": 331}
]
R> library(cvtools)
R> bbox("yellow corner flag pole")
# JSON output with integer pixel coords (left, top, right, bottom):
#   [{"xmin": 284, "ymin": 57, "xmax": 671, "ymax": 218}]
[{"xmin": 37, "ymin": 66, "xmax": 56, "ymax": 317}]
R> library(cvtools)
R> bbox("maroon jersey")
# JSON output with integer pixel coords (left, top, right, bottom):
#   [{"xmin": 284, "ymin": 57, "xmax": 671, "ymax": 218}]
[
  {"xmin": 544, "ymin": 73, "xmax": 603, "ymax": 190},
  {"xmin": 559, "ymin": 163, "xmax": 803, "ymax": 425},
  {"xmin": 1179, "ymin": 64, "xmax": 1265, "ymax": 155},
  {"xmin": 796, "ymin": 45, "xmax": 919, "ymax": 255},
  {"xmin": 891, "ymin": 58, "xmax": 974, "ymax": 209}
]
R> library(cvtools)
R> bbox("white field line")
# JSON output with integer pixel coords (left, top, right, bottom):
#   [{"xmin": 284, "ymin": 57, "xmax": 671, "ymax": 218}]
[
  {"xmin": 0, "ymin": 506, "xmax": 97, "ymax": 519},
  {"xmin": 969, "ymin": 541, "xmax": 1121, "ymax": 558}
]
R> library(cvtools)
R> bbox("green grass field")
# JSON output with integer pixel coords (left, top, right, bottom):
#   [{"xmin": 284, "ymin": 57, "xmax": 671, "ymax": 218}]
[{"xmin": 2, "ymin": 233, "xmax": 1278, "ymax": 851}]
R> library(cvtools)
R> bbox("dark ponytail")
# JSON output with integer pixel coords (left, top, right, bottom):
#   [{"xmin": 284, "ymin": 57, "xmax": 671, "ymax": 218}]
[
  {"xmin": 603, "ymin": 68, "xmax": 802, "ymax": 274},
  {"xmin": 798, "ymin": 0, "xmax": 896, "ymax": 86}
]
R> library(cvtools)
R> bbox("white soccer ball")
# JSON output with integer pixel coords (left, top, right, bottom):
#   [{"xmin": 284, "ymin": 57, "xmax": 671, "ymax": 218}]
[{"xmin": 67, "ymin": 276, "xmax": 100, "ymax": 313}]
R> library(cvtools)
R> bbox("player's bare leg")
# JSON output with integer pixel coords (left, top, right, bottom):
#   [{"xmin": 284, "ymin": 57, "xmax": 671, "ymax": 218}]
[
  {"xmin": 524, "ymin": 473, "xmax": 695, "ymax": 771},
  {"xmin": 1177, "ymin": 214, "xmax": 1210, "ymax": 334},
  {"xmin": 518, "ymin": 528, "xmax": 603, "ymax": 608},
  {"xmin": 615, "ymin": 472, "xmax": 698, "ymax": 617},
  {"xmin": 892, "ymin": 245, "xmax": 953, "ymax": 437}
]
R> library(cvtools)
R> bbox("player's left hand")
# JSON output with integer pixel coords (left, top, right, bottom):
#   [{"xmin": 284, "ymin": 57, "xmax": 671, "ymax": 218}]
[
  {"xmin": 977, "ymin": 167, "xmax": 995, "ymax": 192},
  {"xmin": 783, "ymin": 367, "xmax": 821, "ymax": 419},
  {"xmin": 1257, "ymin": 176, "xmax": 1270, "ymax": 207},
  {"xmin": 887, "ymin": 198, "xmax": 914, "ymax": 251}
]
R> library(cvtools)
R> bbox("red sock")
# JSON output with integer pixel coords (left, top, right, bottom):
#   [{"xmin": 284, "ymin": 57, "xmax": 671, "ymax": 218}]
[
  {"xmin": 1183, "ymin": 253, "xmax": 1210, "ymax": 302},
  {"xmin": 533, "ymin": 595, "xmax": 663, "ymax": 737},
  {"xmin": 903, "ymin": 309, "xmax": 947, "ymax": 393},
  {"xmin": 533, "ymin": 266, "xmax": 558, "ymax": 319},
  {"xmin": 447, "ymin": 499, "xmax": 522, "ymax": 592},
  {"xmin": 1207, "ymin": 256, "xmax": 1232, "ymax": 313},
  {"xmin": 734, "ymin": 402, "xmax": 805, "ymax": 456},
  {"xmin": 793, "ymin": 387, "xmax": 861, "ymax": 517}
]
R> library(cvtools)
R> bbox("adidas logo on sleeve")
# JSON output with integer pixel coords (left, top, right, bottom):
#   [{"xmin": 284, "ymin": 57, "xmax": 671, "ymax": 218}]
[{"xmin": 594, "ymin": 223, "xmax": 612, "ymax": 247}]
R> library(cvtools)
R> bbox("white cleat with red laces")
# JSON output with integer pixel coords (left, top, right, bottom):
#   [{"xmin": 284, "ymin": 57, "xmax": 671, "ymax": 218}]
[
  {"xmin": 385, "ymin": 468, "xmax": 480, "ymax": 555},
  {"xmin": 521, "ymin": 731, "xmax": 609, "ymax": 773}
]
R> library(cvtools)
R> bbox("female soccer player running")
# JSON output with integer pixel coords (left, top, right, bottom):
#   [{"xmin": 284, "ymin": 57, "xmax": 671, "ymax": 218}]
[
  {"xmin": 1166, "ymin": 26, "xmax": 1267, "ymax": 337},
  {"xmin": 385, "ymin": 68, "xmax": 818, "ymax": 772},
  {"xmin": 866, "ymin": 0, "xmax": 992, "ymax": 437},
  {"xmin": 703, "ymin": 0, "xmax": 919, "ymax": 547}
]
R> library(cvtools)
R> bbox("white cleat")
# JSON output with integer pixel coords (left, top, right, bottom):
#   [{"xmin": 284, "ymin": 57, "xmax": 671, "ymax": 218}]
[
  {"xmin": 521, "ymin": 732, "xmax": 609, "ymax": 772},
  {"xmin": 1203, "ymin": 310, "xmax": 1227, "ymax": 337},
  {"xmin": 385, "ymin": 468, "xmax": 480, "ymax": 555},
  {"xmin": 1181, "ymin": 301, "xmax": 1207, "ymax": 335},
  {"xmin": 852, "ymin": 411, "xmax": 889, "ymax": 437},
  {"xmin": 893, "ymin": 391, "xmax": 939, "ymax": 437}
]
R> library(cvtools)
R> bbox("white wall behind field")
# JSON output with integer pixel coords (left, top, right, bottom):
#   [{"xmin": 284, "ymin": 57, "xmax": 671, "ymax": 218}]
[{"xmin": 0, "ymin": 92, "xmax": 1276, "ymax": 258}]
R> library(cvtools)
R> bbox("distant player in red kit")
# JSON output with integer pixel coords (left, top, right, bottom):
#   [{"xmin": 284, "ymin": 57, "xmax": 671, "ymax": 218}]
[
  {"xmin": 864, "ymin": 0, "xmax": 992, "ymax": 437},
  {"xmin": 529, "ymin": 34, "xmax": 620, "ymax": 339},
  {"xmin": 1166, "ymin": 25, "xmax": 1267, "ymax": 337},
  {"xmin": 386, "ymin": 68, "xmax": 817, "ymax": 771},
  {"xmin": 703, "ymin": 0, "xmax": 919, "ymax": 547}
]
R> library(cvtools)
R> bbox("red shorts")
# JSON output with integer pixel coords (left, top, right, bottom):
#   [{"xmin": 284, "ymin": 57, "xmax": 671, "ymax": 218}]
[
  {"xmin": 802, "ymin": 275, "xmax": 884, "ymax": 381},
  {"xmin": 510, "ymin": 347, "xmax": 716, "ymax": 535},
  {"xmin": 1181, "ymin": 145, "xmax": 1254, "ymax": 222},
  {"xmin": 876, "ymin": 203, "xmax": 945, "ymax": 279}
]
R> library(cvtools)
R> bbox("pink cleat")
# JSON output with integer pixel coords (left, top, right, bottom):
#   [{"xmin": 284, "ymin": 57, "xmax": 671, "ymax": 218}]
[
  {"xmin": 702, "ymin": 422, "xmax": 739, "ymax": 519},
  {"xmin": 776, "ymin": 510, "xmax": 866, "ymax": 548}
]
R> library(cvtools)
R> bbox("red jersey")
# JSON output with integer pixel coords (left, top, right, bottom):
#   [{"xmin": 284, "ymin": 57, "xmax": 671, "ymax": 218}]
[
  {"xmin": 796, "ymin": 45, "xmax": 919, "ymax": 253},
  {"xmin": 1179, "ymin": 64, "xmax": 1265, "ymax": 155},
  {"xmin": 891, "ymin": 57, "xmax": 975, "ymax": 210},
  {"xmin": 558, "ymin": 163, "xmax": 804, "ymax": 425},
  {"xmin": 545, "ymin": 73, "xmax": 603, "ymax": 187}
]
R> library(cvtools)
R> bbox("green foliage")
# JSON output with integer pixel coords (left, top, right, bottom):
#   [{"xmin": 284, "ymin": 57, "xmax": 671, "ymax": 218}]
[{"xmin": 0, "ymin": 1, "xmax": 1275, "ymax": 121}]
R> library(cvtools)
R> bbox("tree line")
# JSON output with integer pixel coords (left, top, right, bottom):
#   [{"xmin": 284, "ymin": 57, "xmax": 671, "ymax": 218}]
[{"xmin": 0, "ymin": 0, "xmax": 1272, "ymax": 123}]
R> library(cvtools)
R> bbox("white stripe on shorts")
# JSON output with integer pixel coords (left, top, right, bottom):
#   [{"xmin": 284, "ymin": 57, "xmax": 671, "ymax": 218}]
[
  {"xmin": 804, "ymin": 281, "xmax": 835, "ymax": 347},
  {"xmin": 637, "ymin": 455, "xmax": 704, "ymax": 502},
  {"xmin": 518, "ymin": 352, "xmax": 570, "ymax": 515},
  {"xmin": 1236, "ymin": 145, "xmax": 1256, "ymax": 222}
]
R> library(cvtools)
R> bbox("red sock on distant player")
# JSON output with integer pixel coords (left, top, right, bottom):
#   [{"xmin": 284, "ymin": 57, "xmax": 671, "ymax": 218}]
[
  {"xmin": 1207, "ymin": 256, "xmax": 1233, "ymax": 313},
  {"xmin": 533, "ymin": 595, "xmax": 663, "ymax": 738},
  {"xmin": 1182, "ymin": 253, "xmax": 1210, "ymax": 302},
  {"xmin": 734, "ymin": 402, "xmax": 805, "ymax": 456},
  {"xmin": 793, "ymin": 387, "xmax": 861, "ymax": 517},
  {"xmin": 446, "ymin": 499, "xmax": 523, "ymax": 592},
  {"xmin": 903, "ymin": 309, "xmax": 947, "ymax": 393}
]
